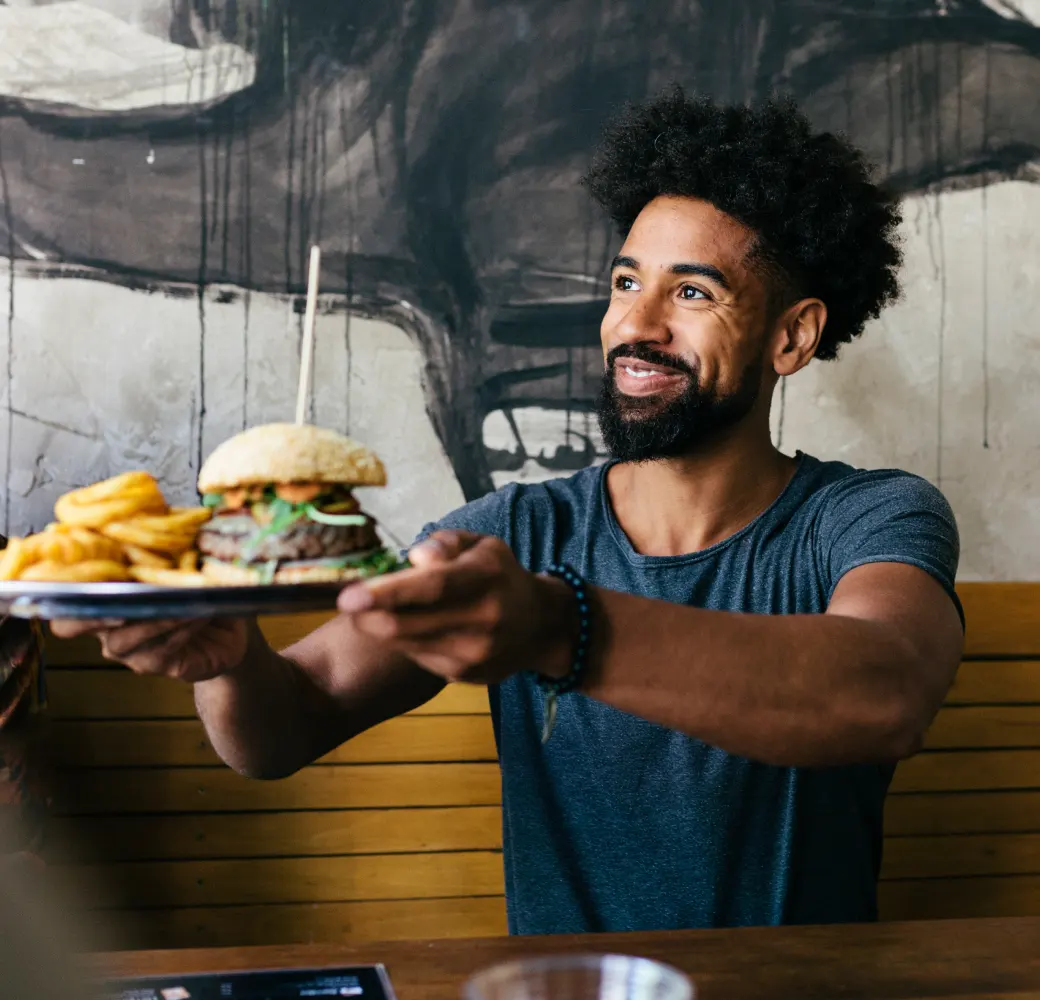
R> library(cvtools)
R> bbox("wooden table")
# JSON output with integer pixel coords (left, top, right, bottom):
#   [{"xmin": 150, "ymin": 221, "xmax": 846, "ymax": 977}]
[{"xmin": 94, "ymin": 917, "xmax": 1040, "ymax": 1000}]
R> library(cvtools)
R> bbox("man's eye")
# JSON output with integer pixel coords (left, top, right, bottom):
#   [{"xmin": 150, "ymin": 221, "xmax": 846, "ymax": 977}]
[
  {"xmin": 614, "ymin": 275, "xmax": 638, "ymax": 292},
  {"xmin": 680, "ymin": 285, "xmax": 707, "ymax": 301}
]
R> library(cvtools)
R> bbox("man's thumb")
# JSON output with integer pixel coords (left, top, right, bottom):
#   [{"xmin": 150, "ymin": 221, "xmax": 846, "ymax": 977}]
[{"xmin": 407, "ymin": 529, "xmax": 481, "ymax": 567}]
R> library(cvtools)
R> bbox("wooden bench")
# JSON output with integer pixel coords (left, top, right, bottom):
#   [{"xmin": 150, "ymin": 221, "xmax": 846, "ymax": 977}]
[{"xmin": 40, "ymin": 582, "xmax": 1040, "ymax": 949}]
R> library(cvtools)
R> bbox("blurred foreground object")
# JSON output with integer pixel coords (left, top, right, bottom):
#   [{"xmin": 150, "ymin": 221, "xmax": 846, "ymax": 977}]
[
  {"xmin": 0, "ymin": 855, "xmax": 94, "ymax": 1000},
  {"xmin": 465, "ymin": 955, "xmax": 694, "ymax": 1000},
  {"xmin": 0, "ymin": 596, "xmax": 48, "ymax": 859}
]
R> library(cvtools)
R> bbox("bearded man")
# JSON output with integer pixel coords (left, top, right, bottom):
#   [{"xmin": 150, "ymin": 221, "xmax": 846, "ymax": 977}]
[{"xmin": 54, "ymin": 89, "xmax": 965, "ymax": 934}]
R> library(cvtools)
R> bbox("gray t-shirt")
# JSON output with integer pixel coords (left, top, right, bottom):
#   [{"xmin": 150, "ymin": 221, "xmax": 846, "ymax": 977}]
[{"xmin": 420, "ymin": 453, "xmax": 961, "ymax": 934}]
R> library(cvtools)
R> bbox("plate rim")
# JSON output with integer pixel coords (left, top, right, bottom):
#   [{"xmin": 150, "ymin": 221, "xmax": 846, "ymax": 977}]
[{"xmin": 0, "ymin": 579, "xmax": 350, "ymax": 598}]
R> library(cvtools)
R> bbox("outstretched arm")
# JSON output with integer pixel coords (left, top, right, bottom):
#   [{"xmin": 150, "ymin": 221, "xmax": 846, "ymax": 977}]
[{"xmin": 338, "ymin": 531, "xmax": 963, "ymax": 768}]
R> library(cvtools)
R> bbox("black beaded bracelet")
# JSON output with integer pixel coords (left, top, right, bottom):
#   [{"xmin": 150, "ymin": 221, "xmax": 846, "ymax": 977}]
[{"xmin": 535, "ymin": 562, "xmax": 591, "ymax": 742}]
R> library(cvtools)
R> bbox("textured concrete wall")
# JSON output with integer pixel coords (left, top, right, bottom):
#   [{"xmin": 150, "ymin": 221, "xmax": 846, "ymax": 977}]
[
  {"xmin": 1, "ymin": 180, "xmax": 1037, "ymax": 579},
  {"xmin": 778, "ymin": 181, "xmax": 1040, "ymax": 580}
]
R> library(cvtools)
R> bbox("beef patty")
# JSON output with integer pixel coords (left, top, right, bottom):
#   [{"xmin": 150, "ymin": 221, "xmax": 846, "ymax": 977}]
[{"xmin": 198, "ymin": 514, "xmax": 379, "ymax": 563}]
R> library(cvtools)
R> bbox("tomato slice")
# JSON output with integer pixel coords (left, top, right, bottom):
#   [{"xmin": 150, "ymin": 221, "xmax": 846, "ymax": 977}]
[
  {"xmin": 274, "ymin": 482, "xmax": 325, "ymax": 504},
  {"xmin": 222, "ymin": 487, "xmax": 248, "ymax": 510}
]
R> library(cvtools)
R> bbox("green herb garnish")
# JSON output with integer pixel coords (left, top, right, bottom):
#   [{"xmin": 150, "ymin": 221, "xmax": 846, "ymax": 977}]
[
  {"xmin": 241, "ymin": 497, "xmax": 307, "ymax": 561},
  {"xmin": 297, "ymin": 548, "xmax": 405, "ymax": 576},
  {"xmin": 353, "ymin": 547, "xmax": 406, "ymax": 577}
]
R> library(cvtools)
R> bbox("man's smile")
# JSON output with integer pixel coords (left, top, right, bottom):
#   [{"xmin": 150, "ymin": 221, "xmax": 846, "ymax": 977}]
[{"xmin": 613, "ymin": 356, "xmax": 690, "ymax": 396}]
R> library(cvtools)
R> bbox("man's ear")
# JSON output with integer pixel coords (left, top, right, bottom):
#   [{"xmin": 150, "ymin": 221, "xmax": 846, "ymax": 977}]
[{"xmin": 772, "ymin": 299, "xmax": 827, "ymax": 377}]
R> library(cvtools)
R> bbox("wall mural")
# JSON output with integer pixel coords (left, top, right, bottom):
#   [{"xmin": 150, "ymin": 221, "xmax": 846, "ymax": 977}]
[{"xmin": 2, "ymin": 0, "xmax": 1040, "ymax": 540}]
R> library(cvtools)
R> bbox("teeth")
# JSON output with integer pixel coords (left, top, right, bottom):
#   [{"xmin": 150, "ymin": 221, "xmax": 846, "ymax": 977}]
[{"xmin": 623, "ymin": 365, "xmax": 660, "ymax": 378}]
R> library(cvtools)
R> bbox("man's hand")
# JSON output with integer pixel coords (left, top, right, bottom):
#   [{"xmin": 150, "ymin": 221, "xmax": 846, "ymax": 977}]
[
  {"xmin": 337, "ymin": 530, "xmax": 576, "ymax": 685},
  {"xmin": 49, "ymin": 617, "xmax": 251, "ymax": 683}
]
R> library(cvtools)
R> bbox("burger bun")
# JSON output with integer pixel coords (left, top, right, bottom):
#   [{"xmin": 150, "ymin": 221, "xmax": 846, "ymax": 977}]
[
  {"xmin": 198, "ymin": 423, "xmax": 386, "ymax": 494},
  {"xmin": 201, "ymin": 557, "xmax": 378, "ymax": 586}
]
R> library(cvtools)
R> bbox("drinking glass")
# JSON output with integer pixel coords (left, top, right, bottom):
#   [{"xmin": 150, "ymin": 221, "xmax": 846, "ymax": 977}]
[{"xmin": 463, "ymin": 954, "xmax": 695, "ymax": 1000}]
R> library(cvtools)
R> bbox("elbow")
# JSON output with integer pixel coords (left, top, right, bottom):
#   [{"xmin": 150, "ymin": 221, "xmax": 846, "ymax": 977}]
[
  {"xmin": 873, "ymin": 623, "xmax": 961, "ymax": 763},
  {"xmin": 857, "ymin": 637, "xmax": 949, "ymax": 764},
  {"xmin": 235, "ymin": 763, "xmax": 296, "ymax": 781},
  {"xmin": 221, "ymin": 753, "xmax": 304, "ymax": 781},
  {"xmin": 862, "ymin": 690, "xmax": 932, "ymax": 764},
  {"xmin": 880, "ymin": 712, "xmax": 926, "ymax": 763}
]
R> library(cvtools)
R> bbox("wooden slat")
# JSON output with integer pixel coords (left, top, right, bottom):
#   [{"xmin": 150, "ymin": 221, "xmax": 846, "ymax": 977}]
[
  {"xmin": 50, "ymin": 807, "xmax": 503, "ymax": 862},
  {"xmin": 97, "ymin": 896, "xmax": 509, "ymax": 950},
  {"xmin": 50, "ymin": 715, "xmax": 497, "ymax": 768},
  {"xmin": 67, "ymin": 815, "xmax": 1040, "ymax": 879},
  {"xmin": 948, "ymin": 662, "xmax": 1040, "ymax": 705},
  {"xmin": 46, "ymin": 669, "xmax": 488, "ymax": 720},
  {"xmin": 923, "ymin": 707, "xmax": 1040, "ymax": 749},
  {"xmin": 43, "ymin": 630, "xmax": 107, "ymax": 666},
  {"xmin": 69, "ymin": 851, "xmax": 506, "ymax": 908},
  {"xmin": 885, "ymin": 792, "xmax": 1040, "ymax": 836},
  {"xmin": 48, "ymin": 670, "xmax": 194, "ymax": 719},
  {"xmin": 960, "ymin": 583, "xmax": 1040, "ymax": 658},
  {"xmin": 881, "ymin": 833, "xmax": 1040, "ymax": 879},
  {"xmin": 55, "ymin": 763, "xmax": 502, "ymax": 815},
  {"xmin": 45, "ymin": 661, "xmax": 1040, "ymax": 722},
  {"xmin": 891, "ymin": 751, "xmax": 1040, "ymax": 793},
  {"xmin": 421, "ymin": 685, "xmax": 489, "ymax": 715},
  {"xmin": 879, "ymin": 875, "xmax": 1040, "ymax": 920}
]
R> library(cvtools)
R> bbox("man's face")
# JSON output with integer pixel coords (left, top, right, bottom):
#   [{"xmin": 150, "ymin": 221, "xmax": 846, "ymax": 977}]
[{"xmin": 597, "ymin": 195, "xmax": 776, "ymax": 462}]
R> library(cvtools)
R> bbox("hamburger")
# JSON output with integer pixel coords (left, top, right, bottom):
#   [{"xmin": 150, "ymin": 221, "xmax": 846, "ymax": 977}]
[{"xmin": 196, "ymin": 423, "xmax": 398, "ymax": 585}]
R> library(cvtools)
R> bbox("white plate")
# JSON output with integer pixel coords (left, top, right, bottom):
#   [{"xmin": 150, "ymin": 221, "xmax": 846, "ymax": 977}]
[{"xmin": 0, "ymin": 579, "xmax": 356, "ymax": 620}]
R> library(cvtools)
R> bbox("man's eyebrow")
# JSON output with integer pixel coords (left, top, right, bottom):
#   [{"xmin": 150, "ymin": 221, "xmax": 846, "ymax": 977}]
[
  {"xmin": 610, "ymin": 255, "xmax": 731, "ymax": 291},
  {"xmin": 670, "ymin": 262, "xmax": 730, "ymax": 290}
]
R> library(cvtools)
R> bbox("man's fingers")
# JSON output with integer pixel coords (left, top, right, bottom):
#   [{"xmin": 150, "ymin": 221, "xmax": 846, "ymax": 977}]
[
  {"xmin": 339, "ymin": 562, "xmax": 486, "ymax": 614},
  {"xmin": 99, "ymin": 619, "xmax": 210, "ymax": 662},
  {"xmin": 119, "ymin": 621, "xmax": 214, "ymax": 677},
  {"xmin": 338, "ymin": 532, "xmax": 505, "ymax": 616},
  {"xmin": 352, "ymin": 607, "xmax": 481, "ymax": 641},
  {"xmin": 392, "ymin": 630, "xmax": 495, "ymax": 676},
  {"xmin": 50, "ymin": 618, "xmax": 125, "ymax": 639},
  {"xmin": 407, "ymin": 530, "xmax": 483, "ymax": 568}
]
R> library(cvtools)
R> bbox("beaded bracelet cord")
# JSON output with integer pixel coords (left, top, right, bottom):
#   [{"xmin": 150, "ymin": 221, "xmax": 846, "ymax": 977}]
[{"xmin": 534, "ymin": 562, "xmax": 591, "ymax": 743}]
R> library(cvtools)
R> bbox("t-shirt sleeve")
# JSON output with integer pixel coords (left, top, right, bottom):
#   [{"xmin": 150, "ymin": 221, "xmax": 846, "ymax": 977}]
[{"xmin": 816, "ymin": 471, "xmax": 963, "ymax": 625}]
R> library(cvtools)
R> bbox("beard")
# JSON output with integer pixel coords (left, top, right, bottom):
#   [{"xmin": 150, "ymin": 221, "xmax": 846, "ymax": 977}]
[{"xmin": 596, "ymin": 343, "xmax": 762, "ymax": 463}]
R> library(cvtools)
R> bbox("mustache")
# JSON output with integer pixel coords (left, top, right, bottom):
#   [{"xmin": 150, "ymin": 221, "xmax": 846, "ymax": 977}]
[{"xmin": 605, "ymin": 343, "xmax": 698, "ymax": 378}]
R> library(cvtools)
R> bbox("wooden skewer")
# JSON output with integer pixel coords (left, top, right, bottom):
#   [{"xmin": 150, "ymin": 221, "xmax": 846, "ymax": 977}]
[{"xmin": 295, "ymin": 245, "xmax": 322, "ymax": 426}]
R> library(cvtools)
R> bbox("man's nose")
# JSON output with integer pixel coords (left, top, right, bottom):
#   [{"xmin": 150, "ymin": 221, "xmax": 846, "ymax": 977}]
[{"xmin": 611, "ymin": 292, "xmax": 672, "ymax": 347}]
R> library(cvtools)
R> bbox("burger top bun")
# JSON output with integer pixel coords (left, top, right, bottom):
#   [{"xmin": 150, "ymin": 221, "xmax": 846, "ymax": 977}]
[{"xmin": 198, "ymin": 423, "xmax": 387, "ymax": 494}]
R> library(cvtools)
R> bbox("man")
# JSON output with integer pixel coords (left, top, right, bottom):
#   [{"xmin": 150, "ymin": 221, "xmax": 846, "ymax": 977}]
[{"xmin": 53, "ymin": 89, "xmax": 964, "ymax": 934}]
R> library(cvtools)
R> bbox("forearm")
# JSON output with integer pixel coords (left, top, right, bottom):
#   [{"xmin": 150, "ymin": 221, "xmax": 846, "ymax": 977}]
[
  {"xmin": 577, "ymin": 586, "xmax": 946, "ymax": 767},
  {"xmin": 195, "ymin": 617, "xmax": 448, "ymax": 779},
  {"xmin": 194, "ymin": 622, "xmax": 335, "ymax": 779}
]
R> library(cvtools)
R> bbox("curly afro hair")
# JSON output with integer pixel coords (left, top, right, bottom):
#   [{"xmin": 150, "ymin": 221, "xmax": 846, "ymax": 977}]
[{"xmin": 581, "ymin": 87, "xmax": 903, "ymax": 360}]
